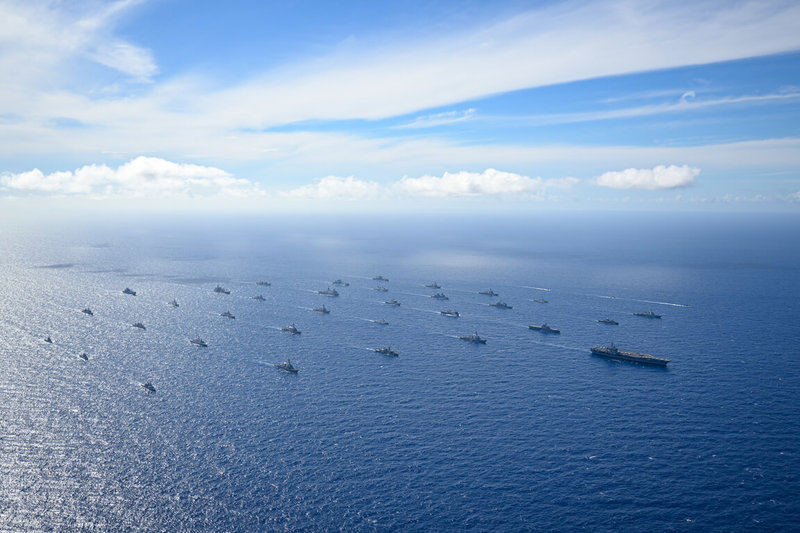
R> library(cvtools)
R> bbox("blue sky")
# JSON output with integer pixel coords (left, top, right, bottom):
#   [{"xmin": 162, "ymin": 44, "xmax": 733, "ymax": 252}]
[{"xmin": 1, "ymin": 0, "xmax": 799, "ymax": 212}]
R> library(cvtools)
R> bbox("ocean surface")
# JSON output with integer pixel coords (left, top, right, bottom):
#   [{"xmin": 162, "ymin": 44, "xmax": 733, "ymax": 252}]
[{"xmin": 1, "ymin": 211, "xmax": 798, "ymax": 531}]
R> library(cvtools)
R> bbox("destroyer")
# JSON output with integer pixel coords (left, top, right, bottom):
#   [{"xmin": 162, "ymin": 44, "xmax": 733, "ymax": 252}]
[
  {"xmin": 79, "ymin": 352, "xmax": 89, "ymax": 361},
  {"xmin": 256, "ymin": 281, "xmax": 271, "ymax": 286},
  {"xmin": 81, "ymin": 308, "xmax": 93, "ymax": 316},
  {"xmin": 529, "ymin": 323, "xmax": 560, "ymax": 334},
  {"xmin": 425, "ymin": 282, "xmax": 441, "ymax": 289},
  {"xmin": 373, "ymin": 275, "xmax": 389, "ymax": 282},
  {"xmin": 431, "ymin": 293, "xmax": 449, "ymax": 300},
  {"xmin": 168, "ymin": 299, "xmax": 179, "ymax": 307},
  {"xmin": 440, "ymin": 309, "xmax": 460, "ymax": 317},
  {"xmin": 384, "ymin": 299, "xmax": 400, "ymax": 306},
  {"xmin": 44, "ymin": 336, "xmax": 53, "ymax": 343},
  {"xmin": 532, "ymin": 298, "xmax": 548, "ymax": 303},
  {"xmin": 478, "ymin": 289, "xmax": 498, "ymax": 296},
  {"xmin": 372, "ymin": 318, "xmax": 389, "ymax": 325},
  {"xmin": 598, "ymin": 318, "xmax": 619, "ymax": 325},
  {"xmin": 374, "ymin": 347, "xmax": 399, "ymax": 357},
  {"xmin": 190, "ymin": 338, "xmax": 208, "ymax": 347},
  {"xmin": 214, "ymin": 285, "xmax": 230, "ymax": 294},
  {"xmin": 633, "ymin": 311, "xmax": 662, "ymax": 319},
  {"xmin": 281, "ymin": 323, "xmax": 301, "ymax": 334},
  {"xmin": 459, "ymin": 332, "xmax": 487, "ymax": 344},
  {"xmin": 132, "ymin": 322, "xmax": 146, "ymax": 330},
  {"xmin": 332, "ymin": 279, "xmax": 349, "ymax": 286},
  {"xmin": 490, "ymin": 301, "xmax": 512, "ymax": 309},
  {"xmin": 590, "ymin": 343, "xmax": 669, "ymax": 366},
  {"xmin": 141, "ymin": 382, "xmax": 156, "ymax": 393},
  {"xmin": 122, "ymin": 287, "xmax": 136, "ymax": 296},
  {"xmin": 220, "ymin": 311, "xmax": 235, "ymax": 319},
  {"xmin": 373, "ymin": 286, "xmax": 389, "ymax": 292},
  {"xmin": 275, "ymin": 360, "xmax": 298, "ymax": 373},
  {"xmin": 313, "ymin": 305, "xmax": 330, "ymax": 314},
  {"xmin": 252, "ymin": 295, "xmax": 266, "ymax": 301},
  {"xmin": 318, "ymin": 287, "xmax": 339, "ymax": 297}
]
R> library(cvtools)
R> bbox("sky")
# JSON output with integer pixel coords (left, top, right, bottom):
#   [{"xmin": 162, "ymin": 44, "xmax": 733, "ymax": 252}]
[{"xmin": 1, "ymin": 0, "xmax": 800, "ymax": 213}]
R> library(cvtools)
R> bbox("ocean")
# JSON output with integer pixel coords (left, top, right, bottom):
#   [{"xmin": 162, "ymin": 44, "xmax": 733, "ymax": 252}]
[{"xmin": 1, "ymin": 211, "xmax": 798, "ymax": 531}]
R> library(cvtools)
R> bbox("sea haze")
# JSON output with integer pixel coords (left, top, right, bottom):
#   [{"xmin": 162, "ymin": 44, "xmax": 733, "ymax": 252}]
[{"xmin": 1, "ymin": 212, "xmax": 798, "ymax": 531}]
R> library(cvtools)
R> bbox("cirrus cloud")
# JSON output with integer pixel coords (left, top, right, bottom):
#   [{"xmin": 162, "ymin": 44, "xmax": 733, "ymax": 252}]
[{"xmin": 595, "ymin": 165, "xmax": 700, "ymax": 190}]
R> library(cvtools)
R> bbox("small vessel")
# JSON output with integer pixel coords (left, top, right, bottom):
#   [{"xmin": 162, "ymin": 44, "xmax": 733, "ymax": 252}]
[
  {"xmin": 79, "ymin": 352, "xmax": 89, "ymax": 361},
  {"xmin": 479, "ymin": 289, "xmax": 498, "ymax": 296},
  {"xmin": 590, "ymin": 343, "xmax": 670, "ymax": 366},
  {"xmin": 44, "ymin": 336, "xmax": 52, "ymax": 343},
  {"xmin": 372, "ymin": 318, "xmax": 389, "ymax": 325},
  {"xmin": 252, "ymin": 295, "xmax": 266, "ymax": 301},
  {"xmin": 459, "ymin": 332, "xmax": 487, "ymax": 344},
  {"xmin": 256, "ymin": 281, "xmax": 271, "ymax": 286},
  {"xmin": 141, "ymin": 382, "xmax": 156, "ymax": 393},
  {"xmin": 425, "ymin": 282, "xmax": 441, "ymax": 289},
  {"xmin": 214, "ymin": 285, "xmax": 231, "ymax": 294},
  {"xmin": 132, "ymin": 322, "xmax": 146, "ymax": 330},
  {"xmin": 598, "ymin": 318, "xmax": 619, "ymax": 325},
  {"xmin": 384, "ymin": 299, "xmax": 400, "ymax": 306},
  {"xmin": 190, "ymin": 338, "xmax": 208, "ymax": 347},
  {"xmin": 490, "ymin": 301, "xmax": 512, "ymax": 309},
  {"xmin": 440, "ymin": 309, "xmax": 460, "ymax": 317},
  {"xmin": 281, "ymin": 323, "xmax": 301, "ymax": 334},
  {"xmin": 373, "ymin": 275, "xmax": 389, "ymax": 282},
  {"xmin": 529, "ymin": 323, "xmax": 560, "ymax": 334},
  {"xmin": 532, "ymin": 298, "xmax": 548, "ymax": 303},
  {"xmin": 168, "ymin": 299, "xmax": 179, "ymax": 307},
  {"xmin": 634, "ymin": 311, "xmax": 662, "ymax": 319},
  {"xmin": 122, "ymin": 287, "xmax": 136, "ymax": 296},
  {"xmin": 332, "ymin": 279, "xmax": 349, "ymax": 286},
  {"xmin": 374, "ymin": 347, "xmax": 399, "ymax": 357},
  {"xmin": 81, "ymin": 308, "xmax": 93, "ymax": 316},
  {"xmin": 373, "ymin": 286, "xmax": 388, "ymax": 292},
  {"xmin": 431, "ymin": 293, "xmax": 449, "ymax": 300},
  {"xmin": 220, "ymin": 311, "xmax": 235, "ymax": 319},
  {"xmin": 275, "ymin": 360, "xmax": 298, "ymax": 373},
  {"xmin": 313, "ymin": 305, "xmax": 330, "ymax": 314},
  {"xmin": 317, "ymin": 287, "xmax": 339, "ymax": 297}
]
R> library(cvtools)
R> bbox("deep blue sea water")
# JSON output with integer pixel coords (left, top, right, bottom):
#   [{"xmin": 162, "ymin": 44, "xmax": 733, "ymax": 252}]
[{"xmin": 1, "ymin": 211, "xmax": 799, "ymax": 531}]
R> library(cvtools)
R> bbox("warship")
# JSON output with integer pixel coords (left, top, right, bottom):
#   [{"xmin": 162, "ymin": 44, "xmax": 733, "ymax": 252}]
[
  {"xmin": 633, "ymin": 311, "xmax": 662, "ymax": 319},
  {"xmin": 81, "ymin": 308, "xmax": 93, "ymax": 316},
  {"xmin": 373, "ymin": 286, "xmax": 389, "ymax": 292},
  {"xmin": 318, "ymin": 287, "xmax": 339, "ymax": 297},
  {"xmin": 122, "ymin": 287, "xmax": 136, "ymax": 296},
  {"xmin": 478, "ymin": 289, "xmax": 498, "ymax": 296},
  {"xmin": 132, "ymin": 322, "xmax": 146, "ymax": 330},
  {"xmin": 220, "ymin": 311, "xmax": 235, "ymax": 319},
  {"xmin": 141, "ymin": 382, "xmax": 156, "ymax": 393},
  {"xmin": 372, "ymin": 318, "xmax": 389, "ymax": 325},
  {"xmin": 256, "ymin": 281, "xmax": 271, "ymax": 286},
  {"xmin": 590, "ymin": 343, "xmax": 670, "ymax": 366},
  {"xmin": 281, "ymin": 323, "xmax": 301, "ymax": 334},
  {"xmin": 425, "ymin": 282, "xmax": 441, "ymax": 289},
  {"xmin": 252, "ymin": 295, "xmax": 266, "ymax": 301},
  {"xmin": 168, "ymin": 299, "xmax": 179, "ymax": 307},
  {"xmin": 440, "ymin": 309, "xmax": 460, "ymax": 317},
  {"xmin": 275, "ymin": 360, "xmax": 298, "ymax": 373},
  {"xmin": 44, "ymin": 336, "xmax": 52, "ymax": 343},
  {"xmin": 532, "ymin": 298, "xmax": 548, "ymax": 303},
  {"xmin": 490, "ymin": 301, "xmax": 512, "ymax": 309},
  {"xmin": 214, "ymin": 286, "xmax": 230, "ymax": 294},
  {"xmin": 529, "ymin": 323, "xmax": 560, "ymax": 334},
  {"xmin": 373, "ymin": 275, "xmax": 389, "ymax": 282},
  {"xmin": 459, "ymin": 332, "xmax": 486, "ymax": 344},
  {"xmin": 332, "ymin": 279, "xmax": 350, "ymax": 286},
  {"xmin": 313, "ymin": 305, "xmax": 330, "ymax": 314},
  {"xmin": 190, "ymin": 338, "xmax": 208, "ymax": 347},
  {"xmin": 79, "ymin": 352, "xmax": 89, "ymax": 361},
  {"xmin": 598, "ymin": 318, "xmax": 619, "ymax": 325},
  {"xmin": 384, "ymin": 299, "xmax": 401, "ymax": 306},
  {"xmin": 374, "ymin": 347, "xmax": 399, "ymax": 357},
  {"xmin": 431, "ymin": 293, "xmax": 449, "ymax": 300}
]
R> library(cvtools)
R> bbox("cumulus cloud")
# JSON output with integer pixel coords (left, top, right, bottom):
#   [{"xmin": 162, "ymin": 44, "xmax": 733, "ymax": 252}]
[
  {"xmin": 595, "ymin": 165, "xmax": 700, "ymax": 190},
  {"xmin": 283, "ymin": 176, "xmax": 382, "ymax": 200},
  {"xmin": 0, "ymin": 156, "xmax": 260, "ymax": 198},
  {"xmin": 396, "ymin": 168, "xmax": 572, "ymax": 198}
]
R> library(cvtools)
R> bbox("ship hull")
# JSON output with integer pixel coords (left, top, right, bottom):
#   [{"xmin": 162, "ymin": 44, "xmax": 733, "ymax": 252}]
[{"xmin": 590, "ymin": 347, "xmax": 669, "ymax": 366}]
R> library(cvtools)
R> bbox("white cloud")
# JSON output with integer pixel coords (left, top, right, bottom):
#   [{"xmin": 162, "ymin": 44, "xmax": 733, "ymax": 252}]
[
  {"xmin": 0, "ymin": 156, "xmax": 261, "ymax": 198},
  {"xmin": 283, "ymin": 176, "xmax": 382, "ymax": 200},
  {"xmin": 595, "ymin": 165, "xmax": 700, "ymax": 190},
  {"xmin": 89, "ymin": 41, "xmax": 158, "ymax": 81},
  {"xmin": 397, "ymin": 169, "xmax": 551, "ymax": 197},
  {"xmin": 396, "ymin": 108, "xmax": 476, "ymax": 129}
]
